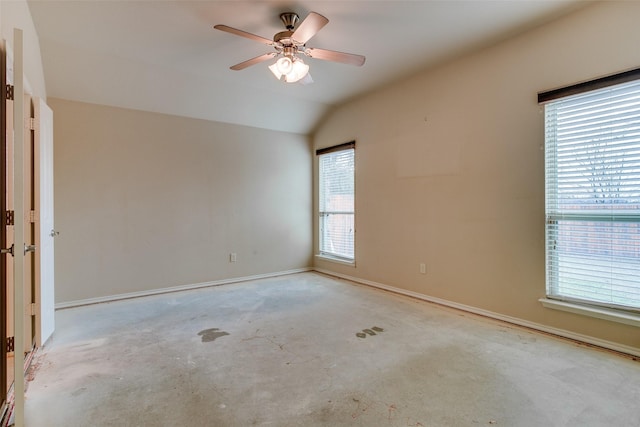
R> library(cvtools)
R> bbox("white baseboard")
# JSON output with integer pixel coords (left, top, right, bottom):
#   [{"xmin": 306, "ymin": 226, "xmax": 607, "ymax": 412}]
[
  {"xmin": 55, "ymin": 268, "xmax": 312, "ymax": 310},
  {"xmin": 314, "ymin": 268, "xmax": 640, "ymax": 359}
]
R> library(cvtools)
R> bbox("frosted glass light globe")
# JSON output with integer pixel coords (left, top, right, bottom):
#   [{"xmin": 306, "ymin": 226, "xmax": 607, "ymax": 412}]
[{"xmin": 275, "ymin": 57, "xmax": 293, "ymax": 74}]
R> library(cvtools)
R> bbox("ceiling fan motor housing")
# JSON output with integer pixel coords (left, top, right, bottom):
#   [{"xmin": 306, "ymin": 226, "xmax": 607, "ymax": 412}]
[
  {"xmin": 273, "ymin": 30, "xmax": 295, "ymax": 45},
  {"xmin": 281, "ymin": 46, "xmax": 297, "ymax": 58}
]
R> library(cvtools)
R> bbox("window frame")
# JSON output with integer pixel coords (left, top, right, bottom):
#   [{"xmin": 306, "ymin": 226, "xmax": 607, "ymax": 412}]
[
  {"xmin": 316, "ymin": 141, "xmax": 355, "ymax": 264},
  {"xmin": 539, "ymin": 68, "xmax": 640, "ymax": 319}
]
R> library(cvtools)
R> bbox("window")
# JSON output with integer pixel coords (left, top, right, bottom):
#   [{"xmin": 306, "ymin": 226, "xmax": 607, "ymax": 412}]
[
  {"xmin": 541, "ymin": 70, "xmax": 640, "ymax": 312},
  {"xmin": 317, "ymin": 142, "xmax": 355, "ymax": 262}
]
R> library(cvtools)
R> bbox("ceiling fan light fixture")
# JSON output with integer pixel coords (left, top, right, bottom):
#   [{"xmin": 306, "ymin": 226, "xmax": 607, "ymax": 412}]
[
  {"xmin": 268, "ymin": 62, "xmax": 283, "ymax": 80},
  {"xmin": 269, "ymin": 56, "xmax": 309, "ymax": 83},
  {"xmin": 284, "ymin": 58, "xmax": 309, "ymax": 83},
  {"xmin": 275, "ymin": 56, "xmax": 293, "ymax": 74}
]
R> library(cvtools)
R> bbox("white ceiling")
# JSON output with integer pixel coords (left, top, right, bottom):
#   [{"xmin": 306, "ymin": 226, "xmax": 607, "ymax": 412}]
[{"xmin": 27, "ymin": 0, "xmax": 586, "ymax": 135}]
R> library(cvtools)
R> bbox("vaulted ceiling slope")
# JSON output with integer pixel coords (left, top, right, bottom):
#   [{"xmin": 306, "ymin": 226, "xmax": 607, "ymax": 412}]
[{"xmin": 27, "ymin": 1, "xmax": 586, "ymax": 135}]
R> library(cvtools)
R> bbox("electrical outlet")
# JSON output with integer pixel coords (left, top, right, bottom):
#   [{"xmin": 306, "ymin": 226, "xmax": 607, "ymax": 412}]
[
  {"xmin": 230, "ymin": 253, "xmax": 237, "ymax": 262},
  {"xmin": 420, "ymin": 263, "xmax": 426, "ymax": 274}
]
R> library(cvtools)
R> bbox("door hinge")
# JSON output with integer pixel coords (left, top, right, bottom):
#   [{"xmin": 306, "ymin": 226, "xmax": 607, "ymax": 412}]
[
  {"xmin": 25, "ymin": 117, "xmax": 35, "ymax": 131},
  {"xmin": 5, "ymin": 210, "xmax": 14, "ymax": 226},
  {"xmin": 6, "ymin": 337, "xmax": 14, "ymax": 353},
  {"xmin": 5, "ymin": 84, "xmax": 13, "ymax": 101},
  {"xmin": 27, "ymin": 302, "xmax": 36, "ymax": 316},
  {"xmin": 29, "ymin": 210, "xmax": 37, "ymax": 223}
]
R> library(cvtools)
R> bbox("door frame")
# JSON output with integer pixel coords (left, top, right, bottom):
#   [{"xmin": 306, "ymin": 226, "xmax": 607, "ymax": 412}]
[{"xmin": 0, "ymin": 37, "xmax": 7, "ymax": 414}]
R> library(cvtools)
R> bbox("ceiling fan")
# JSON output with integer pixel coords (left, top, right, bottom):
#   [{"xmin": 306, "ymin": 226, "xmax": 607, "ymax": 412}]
[{"xmin": 214, "ymin": 11, "xmax": 365, "ymax": 84}]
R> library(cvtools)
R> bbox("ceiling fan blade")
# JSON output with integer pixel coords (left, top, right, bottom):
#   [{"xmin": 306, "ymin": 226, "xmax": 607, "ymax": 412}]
[
  {"xmin": 214, "ymin": 24, "xmax": 274, "ymax": 46},
  {"xmin": 306, "ymin": 48, "xmax": 366, "ymax": 66},
  {"xmin": 292, "ymin": 12, "xmax": 328, "ymax": 44},
  {"xmin": 230, "ymin": 53, "xmax": 277, "ymax": 71}
]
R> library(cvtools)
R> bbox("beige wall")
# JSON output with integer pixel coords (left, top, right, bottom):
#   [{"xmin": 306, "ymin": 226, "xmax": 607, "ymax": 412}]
[
  {"xmin": 51, "ymin": 98, "xmax": 312, "ymax": 303},
  {"xmin": 0, "ymin": 0, "xmax": 46, "ymax": 99},
  {"xmin": 313, "ymin": 1, "xmax": 640, "ymax": 351}
]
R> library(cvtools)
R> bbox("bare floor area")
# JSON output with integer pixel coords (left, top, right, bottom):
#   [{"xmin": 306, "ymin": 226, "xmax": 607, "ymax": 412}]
[{"xmin": 25, "ymin": 273, "xmax": 640, "ymax": 426}]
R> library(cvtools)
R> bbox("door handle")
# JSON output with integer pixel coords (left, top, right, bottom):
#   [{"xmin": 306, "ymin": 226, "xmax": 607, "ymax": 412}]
[
  {"xmin": 1, "ymin": 244, "xmax": 14, "ymax": 256},
  {"xmin": 24, "ymin": 244, "xmax": 36, "ymax": 254},
  {"xmin": 50, "ymin": 229, "xmax": 59, "ymax": 237}
]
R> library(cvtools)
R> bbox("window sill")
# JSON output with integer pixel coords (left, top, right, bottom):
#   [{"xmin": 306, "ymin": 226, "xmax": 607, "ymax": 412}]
[
  {"xmin": 315, "ymin": 254, "xmax": 356, "ymax": 267},
  {"xmin": 539, "ymin": 298, "xmax": 640, "ymax": 328}
]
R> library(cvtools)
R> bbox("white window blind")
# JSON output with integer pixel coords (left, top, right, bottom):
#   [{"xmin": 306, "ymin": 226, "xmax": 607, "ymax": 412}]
[
  {"xmin": 318, "ymin": 144, "xmax": 355, "ymax": 261},
  {"xmin": 544, "ymin": 78, "xmax": 640, "ymax": 312}
]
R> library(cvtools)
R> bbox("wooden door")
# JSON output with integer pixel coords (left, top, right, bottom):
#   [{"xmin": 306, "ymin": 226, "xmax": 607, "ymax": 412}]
[
  {"xmin": 12, "ymin": 29, "xmax": 27, "ymax": 427},
  {"xmin": 0, "ymin": 35, "xmax": 55, "ymax": 425},
  {"xmin": 4, "ymin": 95, "xmax": 14, "ymax": 395},
  {"xmin": 0, "ymin": 38, "xmax": 9, "ymax": 402}
]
